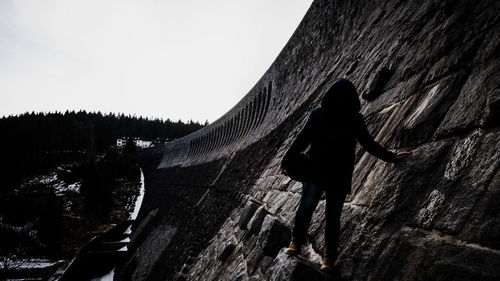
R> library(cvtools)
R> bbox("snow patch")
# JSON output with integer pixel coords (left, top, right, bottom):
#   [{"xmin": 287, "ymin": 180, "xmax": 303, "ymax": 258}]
[{"xmin": 130, "ymin": 169, "xmax": 145, "ymax": 220}]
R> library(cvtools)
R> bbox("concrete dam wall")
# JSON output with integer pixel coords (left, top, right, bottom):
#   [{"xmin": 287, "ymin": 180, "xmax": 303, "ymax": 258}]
[{"xmin": 116, "ymin": 0, "xmax": 500, "ymax": 280}]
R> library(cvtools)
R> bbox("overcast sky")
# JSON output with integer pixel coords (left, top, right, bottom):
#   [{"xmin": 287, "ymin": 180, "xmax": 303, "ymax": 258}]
[{"xmin": 0, "ymin": 0, "xmax": 312, "ymax": 123}]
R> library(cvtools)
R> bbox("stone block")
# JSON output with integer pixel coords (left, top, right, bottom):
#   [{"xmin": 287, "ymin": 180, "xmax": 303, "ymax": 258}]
[
  {"xmin": 288, "ymin": 181, "xmax": 302, "ymax": 193},
  {"xmin": 369, "ymin": 229, "xmax": 500, "ymax": 281},
  {"xmin": 459, "ymin": 169, "xmax": 500, "ymax": 250},
  {"xmin": 421, "ymin": 130, "xmax": 500, "ymax": 234},
  {"xmin": 268, "ymin": 249, "xmax": 336, "ymax": 281},
  {"xmin": 398, "ymin": 73, "xmax": 465, "ymax": 147},
  {"xmin": 360, "ymin": 72, "xmax": 422, "ymax": 117},
  {"xmin": 459, "ymin": 130, "xmax": 500, "ymax": 189},
  {"xmin": 435, "ymin": 60, "xmax": 500, "ymax": 138},
  {"xmin": 258, "ymin": 215, "xmax": 292, "ymax": 258},
  {"xmin": 354, "ymin": 138, "xmax": 453, "ymax": 214},
  {"xmin": 247, "ymin": 205, "xmax": 271, "ymax": 234},
  {"xmin": 277, "ymin": 193, "xmax": 301, "ymax": 226},
  {"xmin": 432, "ymin": 181, "xmax": 483, "ymax": 234},
  {"xmin": 443, "ymin": 130, "xmax": 482, "ymax": 182},
  {"xmin": 238, "ymin": 200, "xmax": 260, "ymax": 230},
  {"xmin": 266, "ymin": 191, "xmax": 290, "ymax": 215},
  {"xmin": 362, "ymin": 67, "xmax": 393, "ymax": 101}
]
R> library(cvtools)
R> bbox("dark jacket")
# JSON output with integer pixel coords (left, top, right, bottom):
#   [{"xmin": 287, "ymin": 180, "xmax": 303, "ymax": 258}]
[{"xmin": 281, "ymin": 107, "xmax": 396, "ymax": 193}]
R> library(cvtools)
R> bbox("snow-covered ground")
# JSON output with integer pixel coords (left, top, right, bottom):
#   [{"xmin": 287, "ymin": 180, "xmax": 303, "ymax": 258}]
[
  {"xmin": 130, "ymin": 168, "xmax": 145, "ymax": 220},
  {"xmin": 2, "ymin": 162, "xmax": 144, "ymax": 280},
  {"xmin": 0, "ymin": 257, "xmax": 62, "ymax": 270},
  {"xmin": 19, "ymin": 164, "xmax": 81, "ymax": 195}
]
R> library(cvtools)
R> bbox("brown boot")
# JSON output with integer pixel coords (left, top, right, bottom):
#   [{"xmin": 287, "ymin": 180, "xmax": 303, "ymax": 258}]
[
  {"xmin": 284, "ymin": 235, "xmax": 302, "ymax": 256},
  {"xmin": 320, "ymin": 248, "xmax": 336, "ymax": 273}
]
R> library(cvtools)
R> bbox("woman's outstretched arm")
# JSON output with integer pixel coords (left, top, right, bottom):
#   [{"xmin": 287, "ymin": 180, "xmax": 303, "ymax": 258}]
[{"xmin": 355, "ymin": 113, "xmax": 398, "ymax": 162}]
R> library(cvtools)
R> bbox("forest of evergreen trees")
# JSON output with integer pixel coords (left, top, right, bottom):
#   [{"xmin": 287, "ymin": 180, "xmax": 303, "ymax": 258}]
[{"xmin": 0, "ymin": 110, "xmax": 206, "ymax": 193}]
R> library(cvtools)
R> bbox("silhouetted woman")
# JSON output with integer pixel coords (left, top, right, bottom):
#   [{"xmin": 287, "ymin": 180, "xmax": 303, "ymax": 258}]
[{"xmin": 280, "ymin": 78, "xmax": 408, "ymax": 273}]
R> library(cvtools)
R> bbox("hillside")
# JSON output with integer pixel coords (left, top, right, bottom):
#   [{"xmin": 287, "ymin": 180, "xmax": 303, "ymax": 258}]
[{"xmin": 0, "ymin": 111, "xmax": 204, "ymax": 192}]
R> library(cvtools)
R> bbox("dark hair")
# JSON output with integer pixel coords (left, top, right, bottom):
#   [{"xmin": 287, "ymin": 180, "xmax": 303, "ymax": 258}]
[{"xmin": 321, "ymin": 78, "xmax": 360, "ymax": 113}]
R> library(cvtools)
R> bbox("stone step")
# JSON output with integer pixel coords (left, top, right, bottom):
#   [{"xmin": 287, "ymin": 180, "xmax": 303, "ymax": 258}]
[{"xmin": 268, "ymin": 249, "xmax": 348, "ymax": 281}]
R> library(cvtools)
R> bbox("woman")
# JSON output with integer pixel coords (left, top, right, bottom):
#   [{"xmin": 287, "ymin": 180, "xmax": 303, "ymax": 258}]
[{"xmin": 280, "ymin": 78, "xmax": 409, "ymax": 273}]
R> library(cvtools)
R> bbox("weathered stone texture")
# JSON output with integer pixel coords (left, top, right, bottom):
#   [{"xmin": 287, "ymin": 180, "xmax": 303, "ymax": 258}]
[
  {"xmin": 268, "ymin": 249, "xmax": 331, "ymax": 281},
  {"xmin": 435, "ymin": 59, "xmax": 500, "ymax": 138},
  {"xmin": 258, "ymin": 215, "xmax": 291, "ymax": 258},
  {"xmin": 368, "ymin": 228, "xmax": 500, "ymax": 281},
  {"xmin": 123, "ymin": 219, "xmax": 177, "ymax": 281},
  {"xmin": 117, "ymin": 0, "xmax": 500, "ymax": 280}
]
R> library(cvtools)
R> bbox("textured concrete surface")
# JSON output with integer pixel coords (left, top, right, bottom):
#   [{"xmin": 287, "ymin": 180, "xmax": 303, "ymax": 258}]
[{"xmin": 116, "ymin": 0, "xmax": 500, "ymax": 280}]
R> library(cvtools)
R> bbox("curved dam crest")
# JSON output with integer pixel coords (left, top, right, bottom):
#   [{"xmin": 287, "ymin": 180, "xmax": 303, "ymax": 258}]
[{"xmin": 116, "ymin": 0, "xmax": 500, "ymax": 280}]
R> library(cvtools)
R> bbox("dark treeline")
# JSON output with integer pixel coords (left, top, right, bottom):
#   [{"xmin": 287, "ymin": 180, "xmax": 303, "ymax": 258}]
[{"xmin": 0, "ymin": 110, "xmax": 206, "ymax": 192}]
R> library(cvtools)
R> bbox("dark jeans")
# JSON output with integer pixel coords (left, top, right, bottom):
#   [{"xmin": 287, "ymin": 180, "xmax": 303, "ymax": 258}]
[{"xmin": 292, "ymin": 182, "xmax": 346, "ymax": 255}]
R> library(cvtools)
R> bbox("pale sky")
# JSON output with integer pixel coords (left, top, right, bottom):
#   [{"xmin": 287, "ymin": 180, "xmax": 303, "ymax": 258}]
[{"xmin": 0, "ymin": 0, "xmax": 313, "ymax": 123}]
